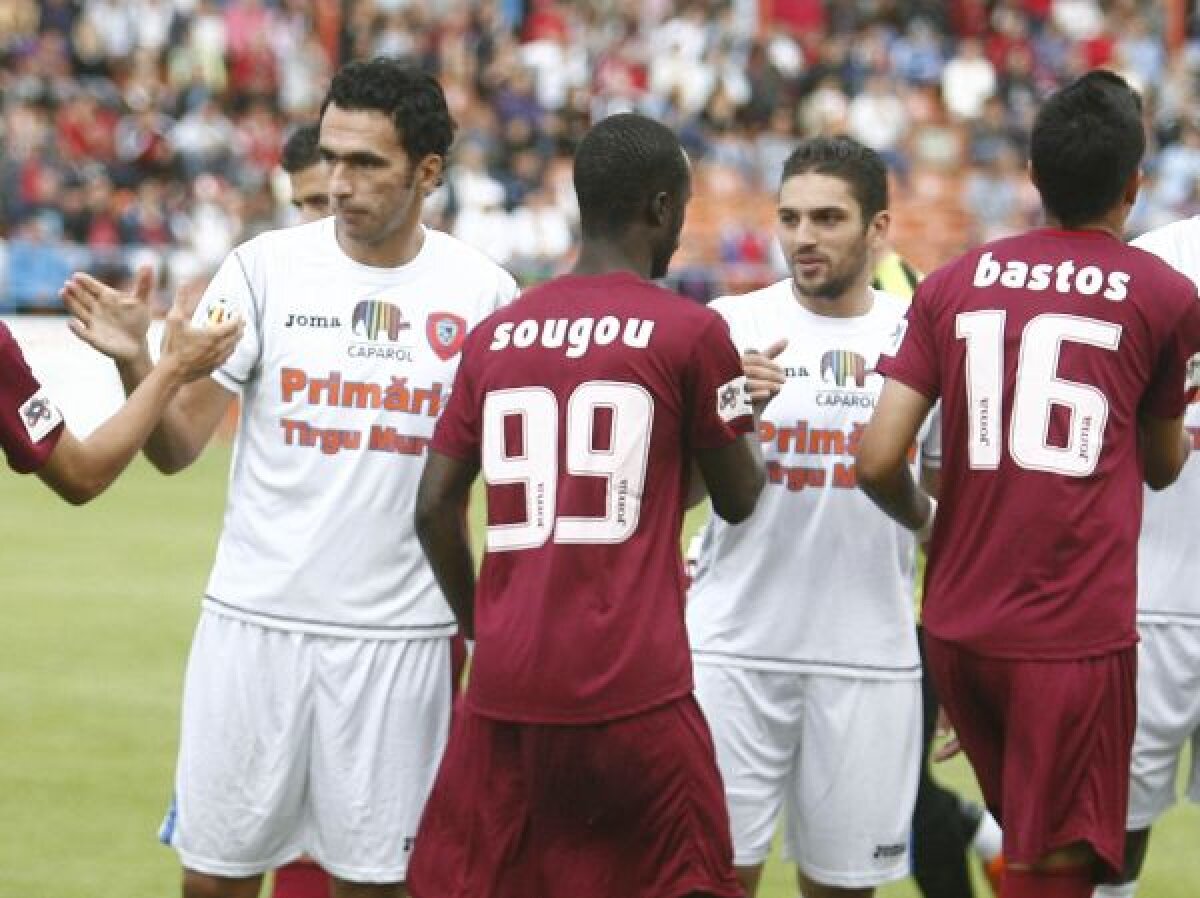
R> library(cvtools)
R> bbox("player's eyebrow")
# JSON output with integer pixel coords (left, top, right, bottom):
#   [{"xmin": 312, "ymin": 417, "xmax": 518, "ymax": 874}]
[{"xmin": 318, "ymin": 147, "xmax": 389, "ymax": 167}]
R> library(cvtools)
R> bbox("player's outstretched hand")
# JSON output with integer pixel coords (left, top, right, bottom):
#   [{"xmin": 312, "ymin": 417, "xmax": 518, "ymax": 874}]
[
  {"xmin": 61, "ymin": 265, "xmax": 154, "ymax": 363},
  {"xmin": 158, "ymin": 294, "xmax": 244, "ymax": 383},
  {"xmin": 742, "ymin": 338, "xmax": 788, "ymax": 413}
]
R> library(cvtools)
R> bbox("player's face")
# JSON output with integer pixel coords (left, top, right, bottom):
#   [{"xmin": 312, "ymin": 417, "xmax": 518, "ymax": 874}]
[
  {"xmin": 776, "ymin": 172, "xmax": 888, "ymax": 306},
  {"xmin": 288, "ymin": 163, "xmax": 331, "ymax": 223},
  {"xmin": 319, "ymin": 104, "xmax": 442, "ymax": 252}
]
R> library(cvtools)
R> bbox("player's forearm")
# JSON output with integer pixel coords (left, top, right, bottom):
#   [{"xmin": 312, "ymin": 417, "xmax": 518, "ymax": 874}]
[
  {"xmin": 415, "ymin": 507, "xmax": 478, "ymax": 639},
  {"xmin": 1140, "ymin": 414, "xmax": 1193, "ymax": 490},
  {"xmin": 115, "ymin": 349, "xmax": 210, "ymax": 473},
  {"xmin": 857, "ymin": 457, "xmax": 933, "ymax": 533},
  {"xmin": 45, "ymin": 360, "xmax": 187, "ymax": 503}
]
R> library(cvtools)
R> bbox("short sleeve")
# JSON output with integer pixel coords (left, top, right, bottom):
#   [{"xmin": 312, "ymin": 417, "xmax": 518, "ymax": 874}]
[
  {"xmin": 875, "ymin": 275, "xmax": 942, "ymax": 401},
  {"xmin": 708, "ymin": 295, "xmax": 750, "ymax": 353},
  {"xmin": 493, "ymin": 269, "xmax": 520, "ymax": 311},
  {"xmin": 431, "ymin": 330, "xmax": 484, "ymax": 462},
  {"xmin": 1143, "ymin": 298, "xmax": 1200, "ymax": 420},
  {"xmin": 0, "ymin": 325, "xmax": 65, "ymax": 473},
  {"xmin": 191, "ymin": 249, "xmax": 263, "ymax": 393},
  {"xmin": 687, "ymin": 315, "xmax": 753, "ymax": 450}
]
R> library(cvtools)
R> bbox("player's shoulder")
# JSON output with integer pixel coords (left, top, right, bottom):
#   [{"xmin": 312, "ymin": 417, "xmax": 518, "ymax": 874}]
[
  {"xmin": 1131, "ymin": 217, "xmax": 1200, "ymax": 284},
  {"xmin": 708, "ymin": 278, "xmax": 792, "ymax": 323},
  {"xmin": 0, "ymin": 320, "xmax": 23, "ymax": 382},
  {"xmin": 422, "ymin": 228, "xmax": 519, "ymax": 291},
  {"xmin": 868, "ymin": 286, "xmax": 910, "ymax": 319},
  {"xmin": 240, "ymin": 216, "xmax": 330, "ymax": 253}
]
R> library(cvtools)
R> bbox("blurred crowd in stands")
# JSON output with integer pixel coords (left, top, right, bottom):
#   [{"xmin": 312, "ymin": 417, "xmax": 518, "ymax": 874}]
[{"xmin": 1, "ymin": 0, "xmax": 1197, "ymax": 310}]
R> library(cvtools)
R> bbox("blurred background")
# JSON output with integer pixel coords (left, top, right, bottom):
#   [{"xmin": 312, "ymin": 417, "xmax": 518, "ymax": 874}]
[{"xmin": 1, "ymin": 0, "xmax": 1198, "ymax": 313}]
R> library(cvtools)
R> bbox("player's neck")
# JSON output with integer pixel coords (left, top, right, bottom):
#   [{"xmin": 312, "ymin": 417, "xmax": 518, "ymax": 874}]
[
  {"xmin": 790, "ymin": 278, "xmax": 874, "ymax": 319},
  {"xmin": 1043, "ymin": 212, "xmax": 1125, "ymax": 240},
  {"xmin": 572, "ymin": 242, "xmax": 652, "ymax": 280},
  {"xmin": 336, "ymin": 220, "xmax": 426, "ymax": 269}
]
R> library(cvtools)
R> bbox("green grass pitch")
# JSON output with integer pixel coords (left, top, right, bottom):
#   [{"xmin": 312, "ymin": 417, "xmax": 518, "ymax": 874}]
[{"xmin": 1, "ymin": 445, "xmax": 1197, "ymax": 897}]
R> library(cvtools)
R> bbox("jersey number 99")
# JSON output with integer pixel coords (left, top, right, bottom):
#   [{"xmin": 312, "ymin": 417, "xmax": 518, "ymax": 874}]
[{"xmin": 482, "ymin": 381, "xmax": 654, "ymax": 550}]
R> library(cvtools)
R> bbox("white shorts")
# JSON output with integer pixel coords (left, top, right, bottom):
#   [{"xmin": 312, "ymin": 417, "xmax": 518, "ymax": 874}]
[
  {"xmin": 693, "ymin": 663, "xmax": 920, "ymax": 889},
  {"xmin": 1127, "ymin": 621, "xmax": 1200, "ymax": 829},
  {"xmin": 160, "ymin": 610, "xmax": 452, "ymax": 883}
]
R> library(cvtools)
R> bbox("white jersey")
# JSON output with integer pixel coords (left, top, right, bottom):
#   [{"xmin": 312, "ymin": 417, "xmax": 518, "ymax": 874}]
[
  {"xmin": 1131, "ymin": 219, "xmax": 1200, "ymax": 624},
  {"xmin": 194, "ymin": 218, "xmax": 518, "ymax": 638},
  {"xmin": 687, "ymin": 281, "xmax": 922, "ymax": 678}
]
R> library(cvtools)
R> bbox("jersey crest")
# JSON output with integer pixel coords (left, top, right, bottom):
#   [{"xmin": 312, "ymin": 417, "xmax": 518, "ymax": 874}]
[{"xmin": 427, "ymin": 312, "xmax": 467, "ymax": 360}]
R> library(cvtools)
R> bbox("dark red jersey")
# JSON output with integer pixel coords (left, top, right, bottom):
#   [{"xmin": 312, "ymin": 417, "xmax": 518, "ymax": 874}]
[
  {"xmin": 1, "ymin": 322, "xmax": 64, "ymax": 473},
  {"xmin": 879, "ymin": 229, "xmax": 1200, "ymax": 659},
  {"xmin": 433, "ymin": 271, "xmax": 753, "ymax": 722}
]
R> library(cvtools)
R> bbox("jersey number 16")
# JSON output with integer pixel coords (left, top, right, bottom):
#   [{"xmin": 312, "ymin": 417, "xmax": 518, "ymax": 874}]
[{"xmin": 956, "ymin": 311, "xmax": 1122, "ymax": 476}]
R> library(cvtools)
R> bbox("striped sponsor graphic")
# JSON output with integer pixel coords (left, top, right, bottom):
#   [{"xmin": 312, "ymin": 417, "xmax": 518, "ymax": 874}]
[
  {"xmin": 820, "ymin": 349, "xmax": 868, "ymax": 388},
  {"xmin": 352, "ymin": 300, "xmax": 411, "ymax": 342}
]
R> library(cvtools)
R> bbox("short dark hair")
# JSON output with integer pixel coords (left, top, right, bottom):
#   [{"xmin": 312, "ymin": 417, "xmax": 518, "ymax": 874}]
[
  {"xmin": 321, "ymin": 58, "xmax": 456, "ymax": 163},
  {"xmin": 780, "ymin": 136, "xmax": 889, "ymax": 222},
  {"xmin": 1030, "ymin": 70, "xmax": 1144, "ymax": 228},
  {"xmin": 281, "ymin": 123, "xmax": 321, "ymax": 173},
  {"xmin": 573, "ymin": 113, "xmax": 689, "ymax": 237}
]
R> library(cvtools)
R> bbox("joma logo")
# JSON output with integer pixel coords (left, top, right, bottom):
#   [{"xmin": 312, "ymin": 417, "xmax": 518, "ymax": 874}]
[{"xmin": 285, "ymin": 313, "xmax": 342, "ymax": 329}]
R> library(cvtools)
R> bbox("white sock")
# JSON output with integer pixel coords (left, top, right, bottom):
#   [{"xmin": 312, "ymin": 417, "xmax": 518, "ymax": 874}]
[
  {"xmin": 970, "ymin": 808, "xmax": 1003, "ymax": 861},
  {"xmin": 1093, "ymin": 882, "xmax": 1138, "ymax": 898}
]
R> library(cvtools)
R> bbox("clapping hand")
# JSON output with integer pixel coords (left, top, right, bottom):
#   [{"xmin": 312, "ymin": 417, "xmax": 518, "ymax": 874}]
[
  {"xmin": 61, "ymin": 265, "xmax": 155, "ymax": 363},
  {"xmin": 159, "ymin": 293, "xmax": 244, "ymax": 384}
]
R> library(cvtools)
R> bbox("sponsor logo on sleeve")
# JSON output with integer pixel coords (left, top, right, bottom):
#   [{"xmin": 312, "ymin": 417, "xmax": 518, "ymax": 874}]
[
  {"xmin": 716, "ymin": 375, "xmax": 751, "ymax": 423},
  {"xmin": 427, "ymin": 312, "xmax": 467, "ymax": 361},
  {"xmin": 19, "ymin": 389, "xmax": 63, "ymax": 443},
  {"xmin": 204, "ymin": 296, "xmax": 241, "ymax": 326}
]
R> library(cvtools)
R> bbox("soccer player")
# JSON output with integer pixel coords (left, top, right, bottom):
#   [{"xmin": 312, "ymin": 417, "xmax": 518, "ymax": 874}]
[
  {"xmin": 2, "ymin": 305, "xmax": 240, "ymax": 502},
  {"xmin": 61, "ymin": 58, "xmax": 518, "ymax": 898},
  {"xmin": 274, "ymin": 117, "xmax": 336, "ymax": 898},
  {"xmin": 874, "ymin": 253, "xmax": 1008, "ymax": 898},
  {"xmin": 856, "ymin": 70, "xmax": 1200, "ymax": 898},
  {"xmin": 1091, "ymin": 220, "xmax": 1200, "ymax": 898},
  {"xmin": 281, "ymin": 123, "xmax": 332, "ymax": 223},
  {"xmin": 407, "ymin": 112, "xmax": 772, "ymax": 898},
  {"xmin": 686, "ymin": 136, "xmax": 923, "ymax": 898}
]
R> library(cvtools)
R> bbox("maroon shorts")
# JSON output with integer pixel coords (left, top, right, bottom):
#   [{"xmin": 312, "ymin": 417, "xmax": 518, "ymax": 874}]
[
  {"xmin": 923, "ymin": 634, "xmax": 1136, "ymax": 876},
  {"xmin": 409, "ymin": 695, "xmax": 743, "ymax": 898}
]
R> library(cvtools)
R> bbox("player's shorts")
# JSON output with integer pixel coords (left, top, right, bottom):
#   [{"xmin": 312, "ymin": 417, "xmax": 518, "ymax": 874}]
[
  {"xmin": 1127, "ymin": 621, "xmax": 1200, "ymax": 829},
  {"xmin": 692, "ymin": 663, "xmax": 920, "ymax": 888},
  {"xmin": 160, "ymin": 610, "xmax": 452, "ymax": 883},
  {"xmin": 923, "ymin": 634, "xmax": 1136, "ymax": 876},
  {"xmin": 408, "ymin": 694, "xmax": 742, "ymax": 898}
]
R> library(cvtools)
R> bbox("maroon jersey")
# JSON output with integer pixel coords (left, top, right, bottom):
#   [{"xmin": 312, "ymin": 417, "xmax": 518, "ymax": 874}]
[
  {"xmin": 1, "ymin": 322, "xmax": 64, "ymax": 473},
  {"xmin": 879, "ymin": 229, "xmax": 1200, "ymax": 659},
  {"xmin": 433, "ymin": 271, "xmax": 753, "ymax": 723}
]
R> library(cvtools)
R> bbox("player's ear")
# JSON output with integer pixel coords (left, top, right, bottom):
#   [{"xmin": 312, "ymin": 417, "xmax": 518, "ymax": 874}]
[
  {"xmin": 1122, "ymin": 168, "xmax": 1143, "ymax": 208},
  {"xmin": 867, "ymin": 209, "xmax": 891, "ymax": 252},
  {"xmin": 648, "ymin": 190, "xmax": 672, "ymax": 228},
  {"xmin": 414, "ymin": 153, "xmax": 445, "ymax": 192}
]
